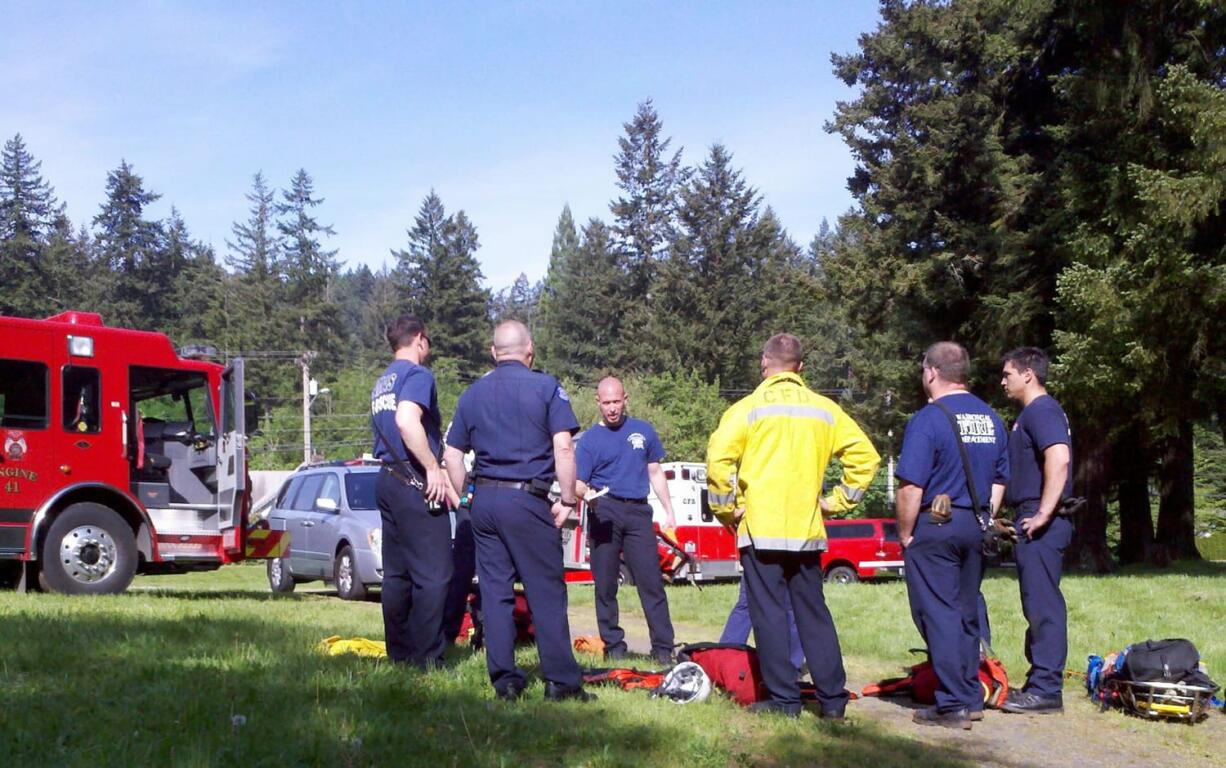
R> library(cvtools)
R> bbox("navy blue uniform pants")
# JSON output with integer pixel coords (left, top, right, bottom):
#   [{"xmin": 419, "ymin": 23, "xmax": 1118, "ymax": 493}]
[
  {"xmin": 377, "ymin": 468, "xmax": 453, "ymax": 667},
  {"xmin": 588, "ymin": 497, "xmax": 674, "ymax": 657},
  {"xmin": 720, "ymin": 577, "xmax": 804, "ymax": 672},
  {"xmin": 442, "ymin": 504, "xmax": 476, "ymax": 644},
  {"xmin": 1014, "ymin": 509, "xmax": 1073, "ymax": 697},
  {"xmin": 741, "ymin": 545, "xmax": 848, "ymax": 714},
  {"xmin": 904, "ymin": 510, "xmax": 983, "ymax": 713},
  {"xmin": 470, "ymin": 487, "xmax": 582, "ymax": 693}
]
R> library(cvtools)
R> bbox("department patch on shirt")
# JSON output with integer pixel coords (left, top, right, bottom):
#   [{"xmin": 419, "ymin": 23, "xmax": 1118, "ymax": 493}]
[
  {"xmin": 627, "ymin": 432, "xmax": 647, "ymax": 450},
  {"xmin": 556, "ymin": 385, "xmax": 570, "ymax": 402},
  {"xmin": 955, "ymin": 413, "xmax": 998, "ymax": 444}
]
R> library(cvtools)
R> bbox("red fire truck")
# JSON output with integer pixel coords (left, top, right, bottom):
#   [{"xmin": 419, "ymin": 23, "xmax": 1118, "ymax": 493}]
[
  {"xmin": 0, "ymin": 310, "xmax": 286, "ymax": 595},
  {"xmin": 562, "ymin": 461, "xmax": 903, "ymax": 585}
]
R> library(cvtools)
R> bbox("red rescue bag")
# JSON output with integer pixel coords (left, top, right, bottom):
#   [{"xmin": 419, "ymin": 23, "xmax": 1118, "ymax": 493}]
[
  {"xmin": 677, "ymin": 643, "xmax": 767, "ymax": 706},
  {"xmin": 862, "ymin": 653, "xmax": 1010, "ymax": 708}
]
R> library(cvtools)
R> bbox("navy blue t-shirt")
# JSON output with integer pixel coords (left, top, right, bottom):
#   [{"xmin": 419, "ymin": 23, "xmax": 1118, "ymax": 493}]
[
  {"xmin": 1005, "ymin": 394, "xmax": 1073, "ymax": 508},
  {"xmin": 576, "ymin": 416, "xmax": 665, "ymax": 499},
  {"xmin": 370, "ymin": 359, "xmax": 442, "ymax": 473},
  {"xmin": 896, "ymin": 392, "xmax": 1009, "ymax": 510},
  {"xmin": 445, "ymin": 361, "xmax": 579, "ymax": 482}
]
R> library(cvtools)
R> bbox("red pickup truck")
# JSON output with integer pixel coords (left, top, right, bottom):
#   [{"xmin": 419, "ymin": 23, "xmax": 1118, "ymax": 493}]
[{"xmin": 821, "ymin": 518, "xmax": 904, "ymax": 583}]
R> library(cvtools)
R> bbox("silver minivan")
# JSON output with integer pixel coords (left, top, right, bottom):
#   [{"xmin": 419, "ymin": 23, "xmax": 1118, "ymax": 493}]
[{"xmin": 266, "ymin": 461, "xmax": 382, "ymax": 600}]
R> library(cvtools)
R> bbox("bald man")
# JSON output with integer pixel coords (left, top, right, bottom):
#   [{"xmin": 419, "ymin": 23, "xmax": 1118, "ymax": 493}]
[
  {"xmin": 443, "ymin": 321, "xmax": 592, "ymax": 702},
  {"xmin": 575, "ymin": 377, "xmax": 677, "ymax": 665}
]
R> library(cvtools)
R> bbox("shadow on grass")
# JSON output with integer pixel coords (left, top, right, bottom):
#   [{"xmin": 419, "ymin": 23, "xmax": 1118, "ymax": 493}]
[{"xmin": 0, "ymin": 609, "xmax": 1005, "ymax": 767}]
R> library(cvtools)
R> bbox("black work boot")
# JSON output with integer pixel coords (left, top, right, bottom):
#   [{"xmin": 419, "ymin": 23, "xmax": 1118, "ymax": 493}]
[
  {"xmin": 747, "ymin": 700, "xmax": 801, "ymax": 718},
  {"xmin": 543, "ymin": 682, "xmax": 597, "ymax": 702},
  {"xmin": 494, "ymin": 680, "xmax": 525, "ymax": 702},
  {"xmin": 912, "ymin": 706, "xmax": 972, "ymax": 730},
  {"xmin": 1001, "ymin": 690, "xmax": 1063, "ymax": 715}
]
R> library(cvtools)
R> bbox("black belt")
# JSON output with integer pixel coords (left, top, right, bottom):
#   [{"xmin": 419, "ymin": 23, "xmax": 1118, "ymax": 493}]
[
  {"xmin": 474, "ymin": 478, "xmax": 550, "ymax": 499},
  {"xmin": 605, "ymin": 493, "xmax": 649, "ymax": 505}
]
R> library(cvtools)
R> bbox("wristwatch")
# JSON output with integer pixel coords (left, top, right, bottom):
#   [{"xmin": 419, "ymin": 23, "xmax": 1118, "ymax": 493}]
[{"xmin": 560, "ymin": 499, "xmax": 578, "ymax": 508}]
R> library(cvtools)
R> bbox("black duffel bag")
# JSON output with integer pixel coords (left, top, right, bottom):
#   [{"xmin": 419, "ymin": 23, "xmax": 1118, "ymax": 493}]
[{"xmin": 1122, "ymin": 639, "xmax": 1217, "ymax": 689}]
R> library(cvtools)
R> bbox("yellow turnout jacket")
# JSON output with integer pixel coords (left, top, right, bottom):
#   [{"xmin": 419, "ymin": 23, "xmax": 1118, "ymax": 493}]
[{"xmin": 705, "ymin": 371, "xmax": 880, "ymax": 551}]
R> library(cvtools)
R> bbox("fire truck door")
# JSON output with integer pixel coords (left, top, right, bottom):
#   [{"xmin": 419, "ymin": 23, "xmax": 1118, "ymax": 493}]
[
  {"xmin": 217, "ymin": 359, "xmax": 246, "ymax": 531},
  {"xmin": 0, "ymin": 352, "xmax": 56, "ymax": 556}
]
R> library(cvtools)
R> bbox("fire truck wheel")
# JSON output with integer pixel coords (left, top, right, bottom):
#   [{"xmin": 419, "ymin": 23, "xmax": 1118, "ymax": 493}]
[
  {"xmin": 40, "ymin": 503, "xmax": 137, "ymax": 595},
  {"xmin": 267, "ymin": 557, "xmax": 296, "ymax": 593},
  {"xmin": 824, "ymin": 565, "xmax": 859, "ymax": 585},
  {"xmin": 334, "ymin": 545, "xmax": 367, "ymax": 601},
  {"xmin": 618, "ymin": 563, "xmax": 635, "ymax": 587}
]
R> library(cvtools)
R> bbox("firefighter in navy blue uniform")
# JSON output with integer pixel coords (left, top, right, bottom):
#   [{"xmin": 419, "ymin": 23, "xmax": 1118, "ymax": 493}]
[
  {"xmin": 575, "ymin": 376, "xmax": 677, "ymax": 665},
  {"xmin": 999, "ymin": 347, "xmax": 1073, "ymax": 715},
  {"xmin": 442, "ymin": 320, "xmax": 593, "ymax": 703},
  {"xmin": 370, "ymin": 314, "xmax": 458, "ymax": 668},
  {"xmin": 896, "ymin": 342, "xmax": 1009, "ymax": 730}
]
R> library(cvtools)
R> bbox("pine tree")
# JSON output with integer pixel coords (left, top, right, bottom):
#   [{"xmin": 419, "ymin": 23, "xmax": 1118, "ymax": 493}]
[
  {"xmin": 0, "ymin": 134, "xmax": 63, "ymax": 316},
  {"xmin": 610, "ymin": 101, "xmax": 686, "ymax": 368},
  {"xmin": 537, "ymin": 205, "xmax": 582, "ymax": 371},
  {"xmin": 542, "ymin": 218, "xmax": 623, "ymax": 379},
  {"xmin": 275, "ymin": 169, "xmax": 344, "ymax": 370},
  {"xmin": 653, "ymin": 144, "xmax": 762, "ymax": 389},
  {"xmin": 490, "ymin": 273, "xmax": 541, "ymax": 328},
  {"xmin": 392, "ymin": 192, "xmax": 492, "ymax": 374},
  {"xmin": 92, "ymin": 160, "xmax": 164, "ymax": 328},
  {"xmin": 37, "ymin": 213, "xmax": 92, "ymax": 316}
]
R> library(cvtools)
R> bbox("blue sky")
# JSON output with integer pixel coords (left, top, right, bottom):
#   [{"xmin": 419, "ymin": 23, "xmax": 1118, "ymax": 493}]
[{"xmin": 2, "ymin": 1, "xmax": 881, "ymax": 290}]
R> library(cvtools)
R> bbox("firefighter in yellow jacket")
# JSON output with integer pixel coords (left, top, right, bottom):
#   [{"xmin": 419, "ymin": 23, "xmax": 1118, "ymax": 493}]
[{"xmin": 707, "ymin": 333, "xmax": 880, "ymax": 718}]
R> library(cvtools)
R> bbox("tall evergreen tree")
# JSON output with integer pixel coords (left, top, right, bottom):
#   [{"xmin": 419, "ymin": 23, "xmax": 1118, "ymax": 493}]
[
  {"xmin": 37, "ymin": 213, "xmax": 92, "ymax": 316},
  {"xmin": 610, "ymin": 100, "xmax": 686, "ymax": 368},
  {"xmin": 360, "ymin": 266, "xmax": 402, "ymax": 361},
  {"xmin": 0, "ymin": 134, "xmax": 63, "ymax": 316},
  {"xmin": 275, "ymin": 169, "xmax": 344, "ymax": 369},
  {"xmin": 490, "ymin": 273, "xmax": 541, "ymax": 327},
  {"xmin": 1052, "ymin": 4, "xmax": 1226, "ymax": 561},
  {"xmin": 392, "ymin": 192, "xmax": 491, "ymax": 374},
  {"xmin": 92, "ymin": 160, "xmax": 165, "ymax": 328},
  {"xmin": 651, "ymin": 144, "xmax": 762, "ymax": 389},
  {"xmin": 537, "ymin": 204, "xmax": 583, "ymax": 371},
  {"xmin": 539, "ymin": 218, "xmax": 623, "ymax": 380}
]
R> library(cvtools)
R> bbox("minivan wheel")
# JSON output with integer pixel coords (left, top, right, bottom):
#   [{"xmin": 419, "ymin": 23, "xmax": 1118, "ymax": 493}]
[
  {"xmin": 40, "ymin": 503, "xmax": 137, "ymax": 595},
  {"xmin": 267, "ymin": 557, "xmax": 296, "ymax": 593},
  {"xmin": 825, "ymin": 565, "xmax": 859, "ymax": 585},
  {"xmin": 335, "ymin": 545, "xmax": 367, "ymax": 601}
]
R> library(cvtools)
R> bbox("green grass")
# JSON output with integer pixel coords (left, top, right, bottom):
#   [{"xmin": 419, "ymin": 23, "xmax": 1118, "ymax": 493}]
[{"xmin": 1, "ymin": 563, "xmax": 1223, "ymax": 766}]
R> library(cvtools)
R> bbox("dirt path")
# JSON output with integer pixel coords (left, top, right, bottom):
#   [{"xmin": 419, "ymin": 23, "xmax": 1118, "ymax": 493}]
[{"xmin": 568, "ymin": 608, "xmax": 1224, "ymax": 768}]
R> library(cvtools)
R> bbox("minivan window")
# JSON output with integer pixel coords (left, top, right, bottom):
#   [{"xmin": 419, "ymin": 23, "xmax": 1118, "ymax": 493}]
[
  {"xmin": 344, "ymin": 473, "xmax": 378, "ymax": 510},
  {"xmin": 290, "ymin": 475, "xmax": 324, "ymax": 511},
  {"xmin": 317, "ymin": 474, "xmax": 342, "ymax": 511},
  {"xmin": 277, "ymin": 477, "xmax": 301, "ymax": 507},
  {"xmin": 826, "ymin": 523, "xmax": 875, "ymax": 539},
  {"xmin": 0, "ymin": 359, "xmax": 49, "ymax": 429}
]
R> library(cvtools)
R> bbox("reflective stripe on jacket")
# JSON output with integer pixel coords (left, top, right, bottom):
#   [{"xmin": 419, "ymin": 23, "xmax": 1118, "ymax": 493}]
[{"xmin": 705, "ymin": 372, "xmax": 880, "ymax": 551}]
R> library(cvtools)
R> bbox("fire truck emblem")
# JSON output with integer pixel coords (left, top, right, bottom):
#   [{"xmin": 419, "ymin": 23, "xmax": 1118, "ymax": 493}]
[
  {"xmin": 627, "ymin": 432, "xmax": 647, "ymax": 451},
  {"xmin": 4, "ymin": 431, "xmax": 27, "ymax": 462}
]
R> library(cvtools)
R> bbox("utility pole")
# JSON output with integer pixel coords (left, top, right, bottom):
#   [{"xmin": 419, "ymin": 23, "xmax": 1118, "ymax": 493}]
[{"xmin": 300, "ymin": 352, "xmax": 317, "ymax": 464}]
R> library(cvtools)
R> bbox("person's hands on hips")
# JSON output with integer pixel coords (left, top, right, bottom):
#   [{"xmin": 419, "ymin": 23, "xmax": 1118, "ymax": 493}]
[
  {"xmin": 550, "ymin": 501, "xmax": 572, "ymax": 528},
  {"xmin": 1020, "ymin": 512, "xmax": 1052, "ymax": 540},
  {"xmin": 425, "ymin": 465, "xmax": 446, "ymax": 503}
]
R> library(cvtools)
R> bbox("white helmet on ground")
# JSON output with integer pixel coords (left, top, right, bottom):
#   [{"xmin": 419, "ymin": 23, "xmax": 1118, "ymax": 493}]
[{"xmin": 652, "ymin": 662, "xmax": 712, "ymax": 705}]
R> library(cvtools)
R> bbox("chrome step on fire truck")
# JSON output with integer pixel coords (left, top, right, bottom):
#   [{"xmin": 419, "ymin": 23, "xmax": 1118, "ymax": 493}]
[{"xmin": 0, "ymin": 311, "xmax": 287, "ymax": 595}]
